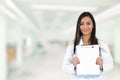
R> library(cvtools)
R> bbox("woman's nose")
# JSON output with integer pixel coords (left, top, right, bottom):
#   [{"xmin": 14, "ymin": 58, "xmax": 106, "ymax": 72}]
[{"xmin": 83, "ymin": 24, "xmax": 87, "ymax": 28}]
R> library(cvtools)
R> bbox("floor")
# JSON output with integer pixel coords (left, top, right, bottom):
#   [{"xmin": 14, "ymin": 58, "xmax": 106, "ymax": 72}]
[{"xmin": 8, "ymin": 44, "xmax": 120, "ymax": 80}]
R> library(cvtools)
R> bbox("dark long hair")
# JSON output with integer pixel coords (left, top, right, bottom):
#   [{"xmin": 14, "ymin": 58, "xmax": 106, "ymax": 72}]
[{"xmin": 73, "ymin": 12, "xmax": 98, "ymax": 54}]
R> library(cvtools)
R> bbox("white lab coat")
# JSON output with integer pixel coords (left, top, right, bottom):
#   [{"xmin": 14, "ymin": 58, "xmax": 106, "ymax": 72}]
[{"xmin": 63, "ymin": 39, "xmax": 113, "ymax": 80}]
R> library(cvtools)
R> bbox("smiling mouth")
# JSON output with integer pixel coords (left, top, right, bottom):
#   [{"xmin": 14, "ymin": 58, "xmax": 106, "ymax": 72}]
[{"xmin": 82, "ymin": 30, "xmax": 88, "ymax": 32}]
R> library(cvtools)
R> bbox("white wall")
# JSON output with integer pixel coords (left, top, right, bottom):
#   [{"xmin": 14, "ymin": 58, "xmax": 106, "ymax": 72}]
[{"xmin": 0, "ymin": 5, "xmax": 7, "ymax": 80}]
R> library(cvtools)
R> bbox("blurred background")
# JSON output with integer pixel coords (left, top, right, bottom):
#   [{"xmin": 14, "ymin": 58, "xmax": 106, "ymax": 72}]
[{"xmin": 0, "ymin": 0, "xmax": 120, "ymax": 80}]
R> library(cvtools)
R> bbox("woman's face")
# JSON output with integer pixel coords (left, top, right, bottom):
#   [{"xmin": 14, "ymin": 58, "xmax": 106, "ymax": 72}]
[{"xmin": 80, "ymin": 16, "xmax": 93, "ymax": 36}]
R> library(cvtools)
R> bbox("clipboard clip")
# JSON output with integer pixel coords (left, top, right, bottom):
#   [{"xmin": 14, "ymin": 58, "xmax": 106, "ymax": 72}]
[{"xmin": 81, "ymin": 45, "xmax": 94, "ymax": 48}]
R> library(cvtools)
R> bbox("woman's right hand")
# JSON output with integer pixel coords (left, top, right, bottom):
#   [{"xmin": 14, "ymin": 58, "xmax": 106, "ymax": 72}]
[{"xmin": 72, "ymin": 57, "xmax": 80, "ymax": 69}]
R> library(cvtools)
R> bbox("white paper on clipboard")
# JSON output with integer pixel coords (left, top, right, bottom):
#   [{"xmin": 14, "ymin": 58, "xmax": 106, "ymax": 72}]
[{"xmin": 76, "ymin": 45, "xmax": 100, "ymax": 77}]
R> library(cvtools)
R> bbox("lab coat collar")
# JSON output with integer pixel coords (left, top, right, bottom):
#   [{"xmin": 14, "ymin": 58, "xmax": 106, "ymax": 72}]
[{"xmin": 79, "ymin": 37, "xmax": 84, "ymax": 46}]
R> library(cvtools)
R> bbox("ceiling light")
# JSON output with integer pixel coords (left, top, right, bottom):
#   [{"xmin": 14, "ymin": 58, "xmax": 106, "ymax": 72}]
[{"xmin": 32, "ymin": 4, "xmax": 98, "ymax": 12}]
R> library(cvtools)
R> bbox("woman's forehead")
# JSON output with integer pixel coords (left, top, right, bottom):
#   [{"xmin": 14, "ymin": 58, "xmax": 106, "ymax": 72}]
[{"xmin": 81, "ymin": 17, "xmax": 92, "ymax": 22}]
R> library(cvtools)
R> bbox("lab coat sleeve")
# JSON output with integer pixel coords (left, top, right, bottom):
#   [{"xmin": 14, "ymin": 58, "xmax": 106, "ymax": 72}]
[
  {"xmin": 99, "ymin": 40, "xmax": 113, "ymax": 74},
  {"xmin": 63, "ymin": 43, "xmax": 76, "ymax": 75}
]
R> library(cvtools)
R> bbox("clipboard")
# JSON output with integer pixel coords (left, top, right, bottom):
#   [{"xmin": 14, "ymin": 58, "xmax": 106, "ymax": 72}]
[{"xmin": 76, "ymin": 45, "xmax": 100, "ymax": 78}]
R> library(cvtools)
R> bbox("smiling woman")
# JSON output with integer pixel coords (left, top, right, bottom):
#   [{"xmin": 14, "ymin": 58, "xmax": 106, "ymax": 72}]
[{"xmin": 63, "ymin": 11, "xmax": 113, "ymax": 80}]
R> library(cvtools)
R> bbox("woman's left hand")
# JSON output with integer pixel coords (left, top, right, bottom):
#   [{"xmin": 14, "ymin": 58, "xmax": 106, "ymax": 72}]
[{"xmin": 96, "ymin": 57, "xmax": 103, "ymax": 71}]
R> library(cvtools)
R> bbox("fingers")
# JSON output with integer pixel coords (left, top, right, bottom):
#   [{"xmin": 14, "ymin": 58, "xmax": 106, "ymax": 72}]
[
  {"xmin": 96, "ymin": 57, "xmax": 103, "ymax": 71},
  {"xmin": 74, "ymin": 57, "xmax": 80, "ymax": 63},
  {"xmin": 72, "ymin": 57, "xmax": 80, "ymax": 67},
  {"xmin": 96, "ymin": 57, "xmax": 103, "ymax": 65}
]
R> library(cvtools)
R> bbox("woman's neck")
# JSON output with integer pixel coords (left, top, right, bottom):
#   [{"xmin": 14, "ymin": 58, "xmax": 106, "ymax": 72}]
[{"xmin": 82, "ymin": 35, "xmax": 91, "ymax": 45}]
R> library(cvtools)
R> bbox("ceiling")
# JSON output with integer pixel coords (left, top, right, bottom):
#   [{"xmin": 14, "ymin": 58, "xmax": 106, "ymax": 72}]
[{"xmin": 4, "ymin": 0, "xmax": 120, "ymax": 42}]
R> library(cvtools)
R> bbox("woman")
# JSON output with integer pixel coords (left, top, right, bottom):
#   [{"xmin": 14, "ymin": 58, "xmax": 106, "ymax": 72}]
[{"xmin": 63, "ymin": 12, "xmax": 113, "ymax": 80}]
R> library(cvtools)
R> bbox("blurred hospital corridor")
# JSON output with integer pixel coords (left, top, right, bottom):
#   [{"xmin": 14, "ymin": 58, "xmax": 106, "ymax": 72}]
[
  {"xmin": 1, "ymin": 0, "xmax": 120, "ymax": 80},
  {"xmin": 7, "ymin": 43, "xmax": 74, "ymax": 80}
]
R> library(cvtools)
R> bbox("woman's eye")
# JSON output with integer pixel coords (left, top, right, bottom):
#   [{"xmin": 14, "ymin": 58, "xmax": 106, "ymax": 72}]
[
  {"xmin": 87, "ymin": 22, "xmax": 91, "ymax": 25},
  {"xmin": 80, "ymin": 23, "xmax": 83, "ymax": 25}
]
